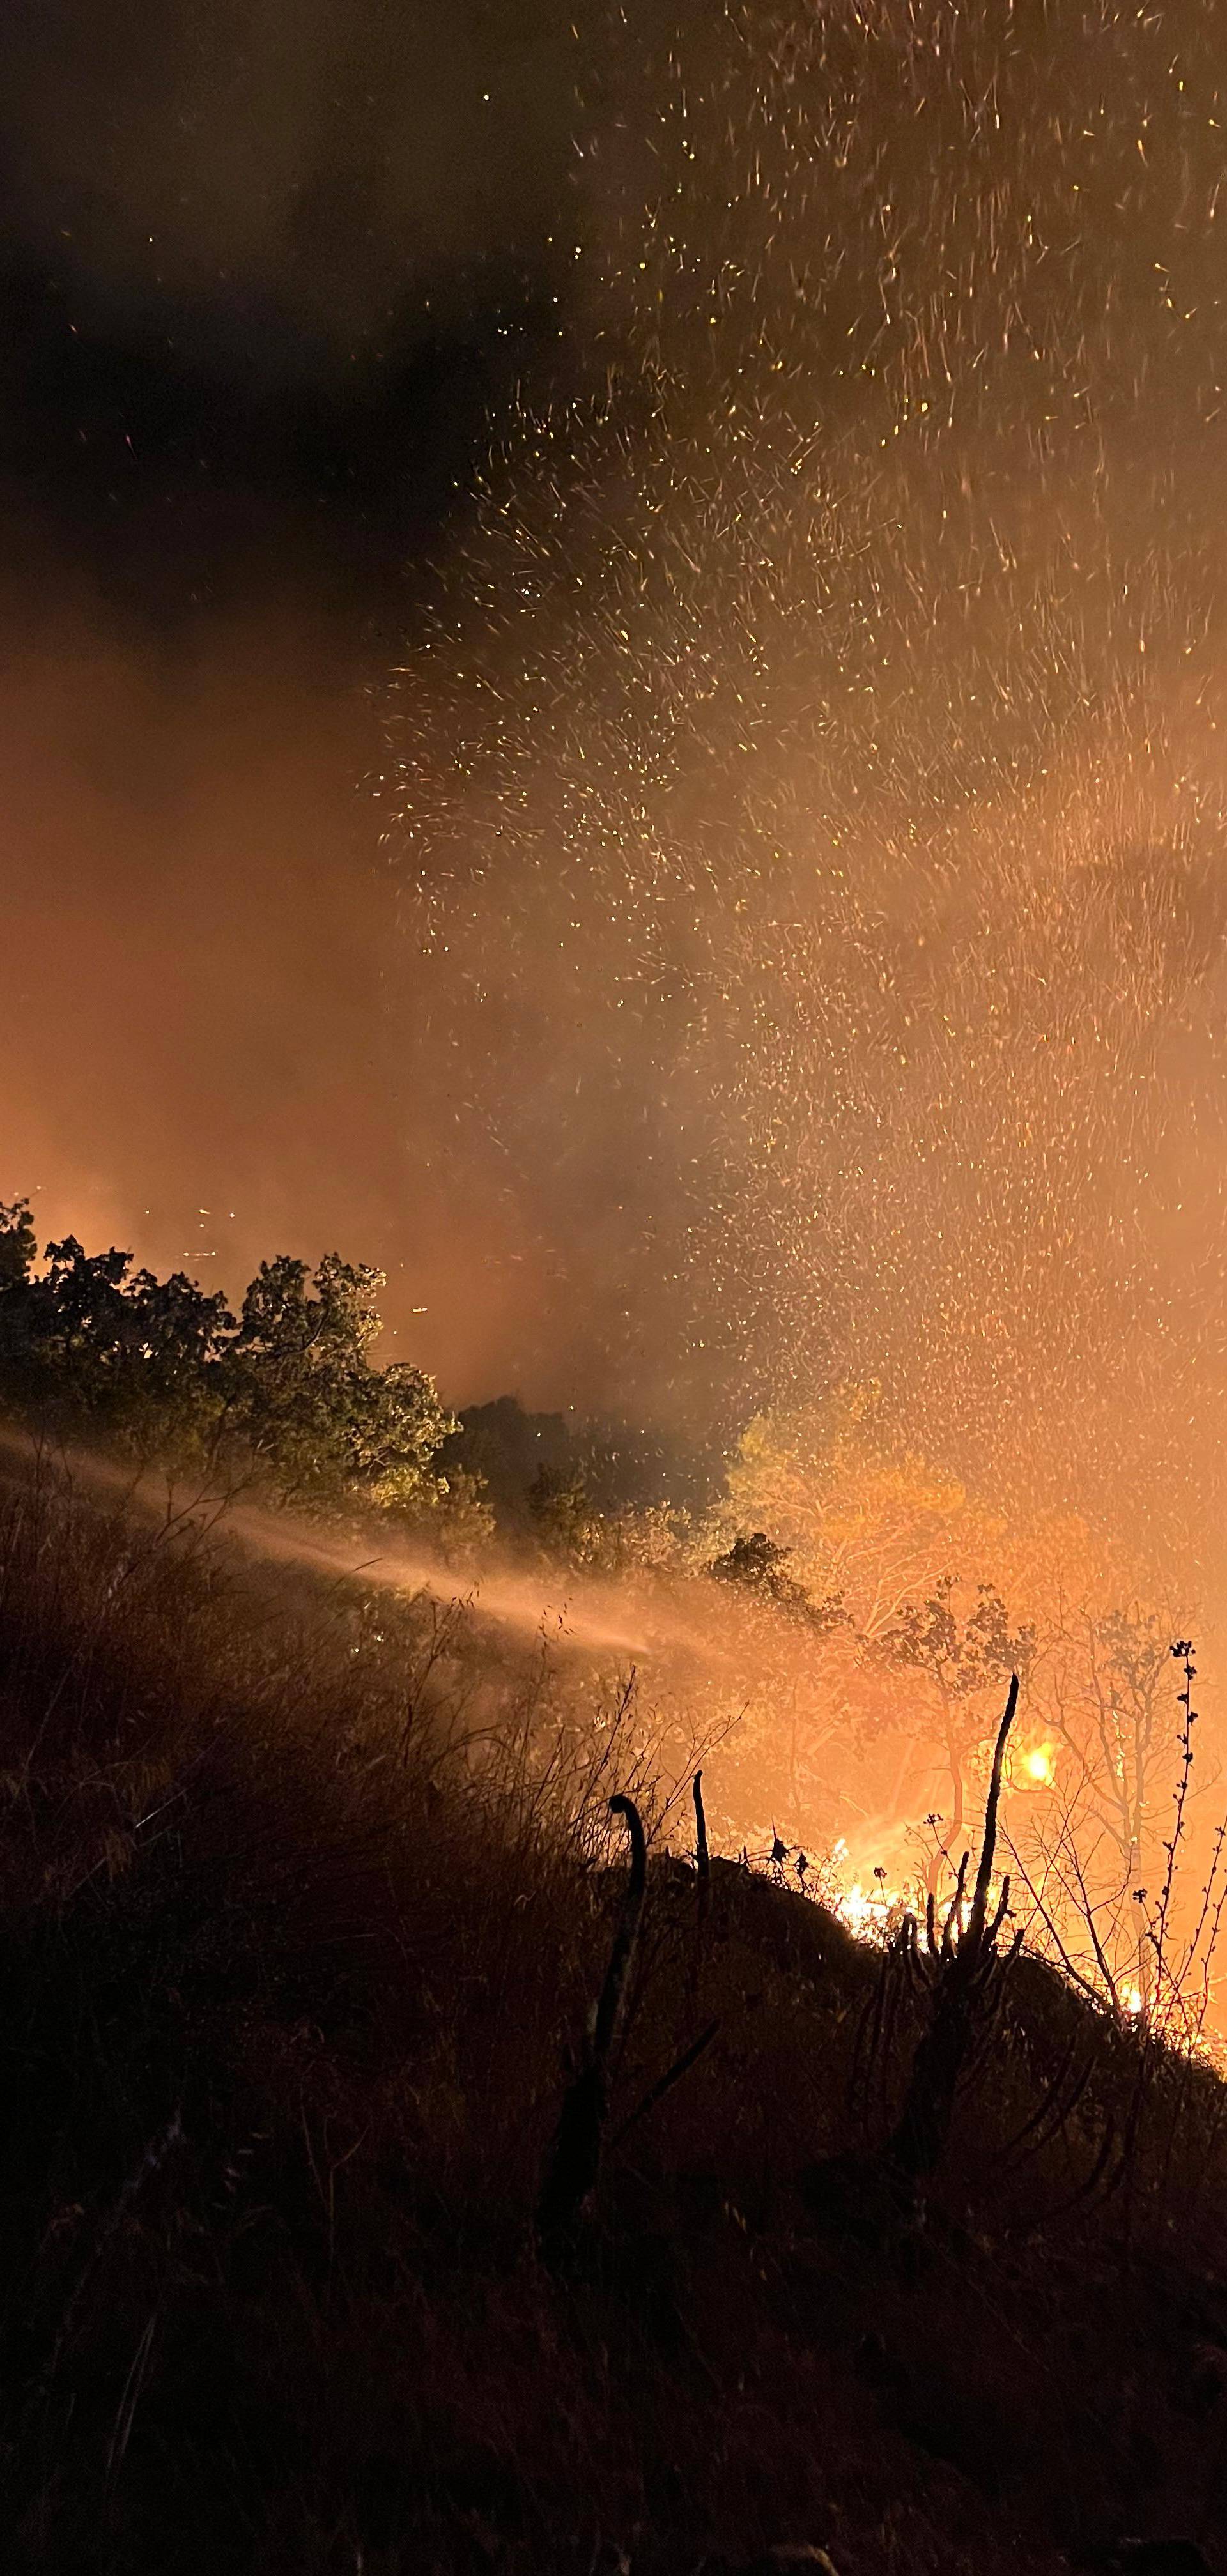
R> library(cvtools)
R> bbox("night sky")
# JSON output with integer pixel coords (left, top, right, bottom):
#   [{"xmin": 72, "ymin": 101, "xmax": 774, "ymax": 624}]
[{"xmin": 0, "ymin": 0, "xmax": 575, "ymax": 588}]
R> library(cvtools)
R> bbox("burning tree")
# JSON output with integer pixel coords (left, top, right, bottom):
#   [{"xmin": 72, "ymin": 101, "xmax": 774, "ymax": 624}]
[
  {"xmin": 869, "ymin": 1574, "xmax": 1036, "ymax": 1894},
  {"xmin": 704, "ymin": 1395, "xmax": 1042, "ymax": 1866},
  {"xmin": 703, "ymin": 1527, "xmax": 851, "ymax": 1821},
  {"xmin": 1008, "ymin": 1609, "xmax": 1223, "ymax": 2023},
  {"xmin": 716, "ymin": 1389, "xmax": 975, "ymax": 1632},
  {"xmin": 1031, "ymin": 1599, "xmax": 1177, "ymax": 1885}
]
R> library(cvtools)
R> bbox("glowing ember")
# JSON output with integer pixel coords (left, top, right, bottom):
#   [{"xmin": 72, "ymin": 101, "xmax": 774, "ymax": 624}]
[{"xmin": 386, "ymin": 0, "xmax": 1227, "ymax": 1580}]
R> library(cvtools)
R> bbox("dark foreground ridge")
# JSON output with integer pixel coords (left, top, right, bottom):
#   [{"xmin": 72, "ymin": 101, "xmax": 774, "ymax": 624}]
[{"xmin": 2, "ymin": 1455, "xmax": 1226, "ymax": 2576}]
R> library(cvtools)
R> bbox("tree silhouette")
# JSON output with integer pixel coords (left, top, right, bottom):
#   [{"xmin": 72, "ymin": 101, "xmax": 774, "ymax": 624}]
[{"xmin": 0, "ymin": 1202, "xmax": 458, "ymax": 1521}]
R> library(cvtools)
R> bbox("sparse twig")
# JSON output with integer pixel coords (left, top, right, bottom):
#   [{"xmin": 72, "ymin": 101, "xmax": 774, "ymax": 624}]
[
  {"xmin": 886, "ymin": 1675, "xmax": 1019, "ymax": 2180},
  {"xmin": 537, "ymin": 1795, "xmax": 647, "ymax": 2248},
  {"xmin": 612, "ymin": 2018, "xmax": 720, "ymax": 2148}
]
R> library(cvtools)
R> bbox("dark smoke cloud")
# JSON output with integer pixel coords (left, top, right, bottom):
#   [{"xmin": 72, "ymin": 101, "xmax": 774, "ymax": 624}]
[{"xmin": 0, "ymin": 0, "xmax": 578, "ymax": 374}]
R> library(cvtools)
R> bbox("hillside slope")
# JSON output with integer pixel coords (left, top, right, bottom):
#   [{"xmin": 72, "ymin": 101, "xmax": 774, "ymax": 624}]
[{"xmin": 1, "ymin": 1457, "xmax": 1225, "ymax": 2576}]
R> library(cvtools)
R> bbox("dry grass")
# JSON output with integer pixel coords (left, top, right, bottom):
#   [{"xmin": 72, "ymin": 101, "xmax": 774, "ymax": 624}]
[{"xmin": 3, "ymin": 1448, "xmax": 1227, "ymax": 2575}]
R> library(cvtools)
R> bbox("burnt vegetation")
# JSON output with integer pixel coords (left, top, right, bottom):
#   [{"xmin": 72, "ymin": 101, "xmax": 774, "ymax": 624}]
[
  {"xmin": 2, "ymin": 1489, "xmax": 1227, "ymax": 2572},
  {"xmin": 2, "ymin": 1205, "xmax": 1227, "ymax": 2573}
]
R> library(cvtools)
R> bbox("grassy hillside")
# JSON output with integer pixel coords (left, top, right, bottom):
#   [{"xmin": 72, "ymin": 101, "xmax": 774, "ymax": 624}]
[{"xmin": 2, "ymin": 1450, "xmax": 1226, "ymax": 2576}]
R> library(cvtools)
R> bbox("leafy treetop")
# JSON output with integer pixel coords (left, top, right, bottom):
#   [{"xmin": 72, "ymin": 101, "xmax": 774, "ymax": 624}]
[{"xmin": 0, "ymin": 1200, "xmax": 459, "ymax": 1528}]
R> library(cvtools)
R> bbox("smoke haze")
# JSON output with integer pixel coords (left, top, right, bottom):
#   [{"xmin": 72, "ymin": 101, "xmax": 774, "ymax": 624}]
[{"xmin": 4, "ymin": 0, "xmax": 1227, "ymax": 1583}]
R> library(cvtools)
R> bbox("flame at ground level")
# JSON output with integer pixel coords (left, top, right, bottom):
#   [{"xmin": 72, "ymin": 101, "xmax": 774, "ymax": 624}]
[{"xmin": 3, "ymin": 1425, "xmax": 1224, "ymax": 2055}]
